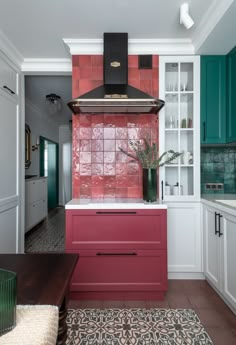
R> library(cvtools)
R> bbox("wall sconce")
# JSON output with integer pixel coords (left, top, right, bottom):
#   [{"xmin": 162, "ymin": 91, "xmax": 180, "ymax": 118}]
[
  {"xmin": 32, "ymin": 137, "xmax": 40, "ymax": 151},
  {"xmin": 45, "ymin": 93, "xmax": 62, "ymax": 114},
  {"xmin": 180, "ymin": 3, "xmax": 194, "ymax": 29}
]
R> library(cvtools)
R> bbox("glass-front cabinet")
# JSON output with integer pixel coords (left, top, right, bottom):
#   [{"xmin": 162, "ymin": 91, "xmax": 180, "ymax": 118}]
[{"xmin": 159, "ymin": 56, "xmax": 200, "ymax": 201}]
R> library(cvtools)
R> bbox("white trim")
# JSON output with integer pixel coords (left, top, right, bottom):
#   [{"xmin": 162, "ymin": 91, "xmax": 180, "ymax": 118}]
[
  {"xmin": 21, "ymin": 58, "xmax": 72, "ymax": 73},
  {"xmin": 63, "ymin": 38, "xmax": 194, "ymax": 55},
  {"xmin": 0, "ymin": 29, "xmax": 23, "ymax": 68},
  {"xmin": 168, "ymin": 272, "xmax": 205, "ymax": 280},
  {"xmin": 192, "ymin": 0, "xmax": 234, "ymax": 53}
]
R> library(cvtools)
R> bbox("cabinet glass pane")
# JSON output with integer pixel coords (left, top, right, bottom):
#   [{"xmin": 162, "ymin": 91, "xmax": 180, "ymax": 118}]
[
  {"xmin": 180, "ymin": 94, "xmax": 193, "ymax": 128},
  {"xmin": 180, "ymin": 131, "xmax": 193, "ymax": 165},
  {"xmin": 180, "ymin": 167, "xmax": 194, "ymax": 195},
  {"xmin": 180, "ymin": 63, "xmax": 193, "ymax": 91},
  {"xmin": 165, "ymin": 131, "xmax": 179, "ymax": 163},
  {"xmin": 166, "ymin": 63, "xmax": 178, "ymax": 91},
  {"xmin": 165, "ymin": 167, "xmax": 179, "ymax": 195},
  {"xmin": 165, "ymin": 94, "xmax": 178, "ymax": 128}
]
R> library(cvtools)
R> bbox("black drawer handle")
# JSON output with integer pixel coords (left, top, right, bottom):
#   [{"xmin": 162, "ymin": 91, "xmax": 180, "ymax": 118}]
[
  {"xmin": 218, "ymin": 214, "xmax": 223, "ymax": 237},
  {"xmin": 96, "ymin": 252, "xmax": 137, "ymax": 256},
  {"xmin": 3, "ymin": 85, "xmax": 15, "ymax": 95},
  {"xmin": 215, "ymin": 212, "xmax": 219, "ymax": 235},
  {"xmin": 96, "ymin": 211, "xmax": 136, "ymax": 215}
]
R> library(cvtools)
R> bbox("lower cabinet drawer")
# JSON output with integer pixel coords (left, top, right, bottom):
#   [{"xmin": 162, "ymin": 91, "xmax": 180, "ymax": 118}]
[{"xmin": 70, "ymin": 249, "xmax": 167, "ymax": 292}]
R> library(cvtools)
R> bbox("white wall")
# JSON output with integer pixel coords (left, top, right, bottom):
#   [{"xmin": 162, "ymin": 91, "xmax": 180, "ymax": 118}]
[
  {"xmin": 59, "ymin": 124, "xmax": 72, "ymax": 205},
  {"xmin": 25, "ymin": 98, "xmax": 59, "ymax": 176}
]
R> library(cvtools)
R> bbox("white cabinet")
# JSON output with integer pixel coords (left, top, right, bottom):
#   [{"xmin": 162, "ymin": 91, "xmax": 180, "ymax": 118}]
[
  {"xmin": 0, "ymin": 55, "xmax": 18, "ymax": 96},
  {"xmin": 159, "ymin": 56, "xmax": 200, "ymax": 201},
  {"xmin": 167, "ymin": 202, "xmax": 202, "ymax": 276},
  {"xmin": 203, "ymin": 203, "xmax": 236, "ymax": 313},
  {"xmin": 0, "ymin": 53, "xmax": 21, "ymax": 253},
  {"xmin": 25, "ymin": 178, "xmax": 48, "ymax": 233},
  {"xmin": 159, "ymin": 56, "xmax": 201, "ymax": 278}
]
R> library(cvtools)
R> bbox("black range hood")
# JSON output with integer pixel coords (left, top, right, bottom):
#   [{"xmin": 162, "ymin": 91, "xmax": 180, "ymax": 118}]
[{"xmin": 68, "ymin": 33, "xmax": 165, "ymax": 114}]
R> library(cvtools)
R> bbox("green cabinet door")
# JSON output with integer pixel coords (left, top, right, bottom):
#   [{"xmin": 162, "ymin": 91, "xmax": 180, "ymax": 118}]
[
  {"xmin": 201, "ymin": 56, "xmax": 226, "ymax": 144},
  {"xmin": 227, "ymin": 47, "xmax": 236, "ymax": 143}
]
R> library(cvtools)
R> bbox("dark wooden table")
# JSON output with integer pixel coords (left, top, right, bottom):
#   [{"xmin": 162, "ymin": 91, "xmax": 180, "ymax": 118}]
[{"xmin": 0, "ymin": 253, "xmax": 78, "ymax": 345}]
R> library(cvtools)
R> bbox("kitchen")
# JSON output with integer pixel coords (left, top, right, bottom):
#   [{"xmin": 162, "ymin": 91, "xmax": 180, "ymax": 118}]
[{"xmin": 1, "ymin": 1, "xmax": 236, "ymax": 343}]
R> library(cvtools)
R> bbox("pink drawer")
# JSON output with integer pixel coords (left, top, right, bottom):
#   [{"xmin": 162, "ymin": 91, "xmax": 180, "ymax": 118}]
[
  {"xmin": 70, "ymin": 249, "xmax": 167, "ymax": 293},
  {"xmin": 66, "ymin": 209, "xmax": 167, "ymax": 250}
]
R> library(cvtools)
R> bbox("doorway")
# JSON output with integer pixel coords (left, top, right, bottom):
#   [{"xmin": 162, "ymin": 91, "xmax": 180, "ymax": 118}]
[{"xmin": 40, "ymin": 137, "xmax": 59, "ymax": 209}]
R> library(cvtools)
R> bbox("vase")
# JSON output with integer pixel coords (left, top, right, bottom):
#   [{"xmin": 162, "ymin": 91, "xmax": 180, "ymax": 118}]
[{"xmin": 142, "ymin": 168, "xmax": 157, "ymax": 202}]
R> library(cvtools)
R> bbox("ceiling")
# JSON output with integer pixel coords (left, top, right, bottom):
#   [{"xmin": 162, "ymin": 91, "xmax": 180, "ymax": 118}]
[
  {"xmin": 0, "ymin": 0, "xmax": 236, "ymax": 59},
  {"xmin": 1, "ymin": 0, "xmax": 236, "ymax": 125}
]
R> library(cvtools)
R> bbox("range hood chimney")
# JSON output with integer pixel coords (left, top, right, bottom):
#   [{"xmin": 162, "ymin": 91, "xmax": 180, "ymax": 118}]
[{"xmin": 68, "ymin": 33, "xmax": 165, "ymax": 114}]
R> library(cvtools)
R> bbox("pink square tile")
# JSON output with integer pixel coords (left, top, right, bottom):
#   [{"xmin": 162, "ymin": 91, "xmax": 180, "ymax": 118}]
[
  {"xmin": 72, "ymin": 55, "xmax": 80, "ymax": 67},
  {"xmin": 104, "ymin": 176, "xmax": 116, "ymax": 188},
  {"xmin": 104, "ymin": 140, "xmax": 115, "ymax": 151},
  {"xmin": 73, "ymin": 162, "xmax": 80, "ymax": 173},
  {"xmin": 91, "ymin": 115, "xmax": 104, "ymax": 127},
  {"xmin": 91, "ymin": 55, "xmax": 103, "ymax": 66},
  {"xmin": 127, "ymin": 115, "xmax": 140, "ymax": 128},
  {"xmin": 104, "ymin": 127, "xmax": 116, "ymax": 139},
  {"xmin": 140, "ymin": 69, "xmax": 153, "ymax": 80},
  {"xmin": 79, "ymin": 140, "xmax": 91, "ymax": 152},
  {"xmin": 79, "ymin": 55, "xmax": 92, "ymax": 66},
  {"xmin": 73, "ymin": 67, "xmax": 80, "ymax": 80},
  {"xmin": 91, "ymin": 187, "xmax": 104, "ymax": 198},
  {"xmin": 91, "ymin": 152, "xmax": 103, "ymax": 163},
  {"xmin": 80, "ymin": 187, "xmax": 91, "ymax": 198},
  {"xmin": 92, "ymin": 127, "xmax": 104, "ymax": 139},
  {"xmin": 127, "ymin": 187, "xmax": 142, "ymax": 198},
  {"xmin": 72, "ymin": 187, "xmax": 80, "ymax": 199},
  {"xmin": 104, "ymin": 152, "xmax": 115, "ymax": 163},
  {"xmin": 115, "ymin": 188, "xmax": 128, "ymax": 198},
  {"xmin": 91, "ymin": 140, "xmax": 103, "ymax": 151},
  {"xmin": 127, "ymin": 163, "xmax": 140, "ymax": 175},
  {"xmin": 116, "ymin": 175, "xmax": 128, "ymax": 187},
  {"xmin": 73, "ymin": 173, "xmax": 80, "ymax": 189},
  {"xmin": 128, "ymin": 55, "xmax": 138, "ymax": 67},
  {"xmin": 91, "ymin": 67, "xmax": 103, "ymax": 80},
  {"xmin": 80, "ymin": 67, "xmax": 92, "ymax": 79},
  {"xmin": 91, "ymin": 164, "xmax": 103, "ymax": 175},
  {"xmin": 113, "ymin": 116, "xmax": 128, "ymax": 127},
  {"xmin": 128, "ymin": 68, "xmax": 140, "ymax": 80},
  {"xmin": 79, "ymin": 115, "xmax": 92, "ymax": 127},
  {"xmin": 80, "ymin": 152, "xmax": 92, "ymax": 164},
  {"xmin": 116, "ymin": 139, "xmax": 128, "ymax": 152},
  {"xmin": 79, "ymin": 128, "xmax": 92, "ymax": 139},
  {"xmin": 140, "ymin": 128, "xmax": 152, "ymax": 140},
  {"xmin": 116, "ymin": 128, "xmax": 128, "ymax": 139},
  {"xmin": 104, "ymin": 115, "xmax": 116, "ymax": 127},
  {"xmin": 115, "ymin": 152, "xmax": 128, "ymax": 163},
  {"xmin": 115, "ymin": 163, "xmax": 127, "ymax": 175},
  {"xmin": 152, "ymin": 55, "xmax": 159, "ymax": 67},
  {"xmin": 91, "ymin": 176, "xmax": 104, "ymax": 187},
  {"xmin": 128, "ymin": 128, "xmax": 140, "ymax": 140},
  {"xmin": 104, "ymin": 187, "xmax": 116, "ymax": 198},
  {"xmin": 79, "ymin": 79, "xmax": 95, "ymax": 94},
  {"xmin": 104, "ymin": 164, "xmax": 115, "ymax": 176},
  {"xmin": 80, "ymin": 164, "xmax": 91, "ymax": 176},
  {"xmin": 80, "ymin": 176, "xmax": 91, "ymax": 188},
  {"xmin": 127, "ymin": 175, "xmax": 140, "ymax": 187}
]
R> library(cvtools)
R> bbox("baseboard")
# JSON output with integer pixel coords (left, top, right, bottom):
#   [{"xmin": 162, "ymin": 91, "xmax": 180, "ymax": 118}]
[{"xmin": 168, "ymin": 272, "xmax": 205, "ymax": 280}]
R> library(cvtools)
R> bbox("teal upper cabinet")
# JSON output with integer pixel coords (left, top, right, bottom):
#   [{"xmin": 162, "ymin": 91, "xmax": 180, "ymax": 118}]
[
  {"xmin": 227, "ymin": 47, "xmax": 236, "ymax": 143},
  {"xmin": 201, "ymin": 56, "xmax": 226, "ymax": 144}
]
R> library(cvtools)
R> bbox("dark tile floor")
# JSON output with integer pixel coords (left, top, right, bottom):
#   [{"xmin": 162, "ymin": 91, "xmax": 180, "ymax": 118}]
[{"xmin": 25, "ymin": 207, "xmax": 236, "ymax": 345}]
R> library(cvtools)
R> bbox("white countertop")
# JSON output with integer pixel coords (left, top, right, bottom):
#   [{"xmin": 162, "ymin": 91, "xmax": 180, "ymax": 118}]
[
  {"xmin": 201, "ymin": 194, "xmax": 236, "ymax": 216},
  {"xmin": 65, "ymin": 198, "xmax": 167, "ymax": 209}
]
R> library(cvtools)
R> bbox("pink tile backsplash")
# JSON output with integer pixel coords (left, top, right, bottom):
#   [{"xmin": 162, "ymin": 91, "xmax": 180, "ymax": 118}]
[{"xmin": 72, "ymin": 54, "xmax": 159, "ymax": 199}]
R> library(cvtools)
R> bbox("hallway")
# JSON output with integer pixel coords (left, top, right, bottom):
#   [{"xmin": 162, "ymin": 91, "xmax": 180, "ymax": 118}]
[{"xmin": 25, "ymin": 207, "xmax": 65, "ymax": 253}]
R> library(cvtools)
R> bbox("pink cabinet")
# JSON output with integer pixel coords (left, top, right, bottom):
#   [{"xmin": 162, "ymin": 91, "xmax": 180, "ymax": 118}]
[{"xmin": 66, "ymin": 208, "xmax": 167, "ymax": 300}]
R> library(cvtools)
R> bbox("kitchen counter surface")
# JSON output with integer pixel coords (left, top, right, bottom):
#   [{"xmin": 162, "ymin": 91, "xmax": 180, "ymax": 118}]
[
  {"xmin": 65, "ymin": 198, "xmax": 167, "ymax": 209},
  {"xmin": 201, "ymin": 194, "xmax": 236, "ymax": 216}
]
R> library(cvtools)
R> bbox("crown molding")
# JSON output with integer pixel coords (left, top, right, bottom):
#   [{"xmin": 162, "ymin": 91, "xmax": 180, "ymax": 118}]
[
  {"xmin": 21, "ymin": 58, "xmax": 72, "ymax": 73},
  {"xmin": 192, "ymin": 0, "xmax": 234, "ymax": 53},
  {"xmin": 63, "ymin": 38, "xmax": 194, "ymax": 55},
  {"xmin": 0, "ymin": 29, "xmax": 23, "ymax": 68}
]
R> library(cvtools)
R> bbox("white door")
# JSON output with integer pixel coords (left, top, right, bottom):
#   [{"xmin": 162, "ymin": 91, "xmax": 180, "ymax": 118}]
[
  {"xmin": 203, "ymin": 205, "xmax": 221, "ymax": 289},
  {"xmin": 221, "ymin": 212, "xmax": 236, "ymax": 310}
]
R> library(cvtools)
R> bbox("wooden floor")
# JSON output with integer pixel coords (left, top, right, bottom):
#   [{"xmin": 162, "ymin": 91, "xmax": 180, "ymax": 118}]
[{"xmin": 25, "ymin": 208, "xmax": 236, "ymax": 344}]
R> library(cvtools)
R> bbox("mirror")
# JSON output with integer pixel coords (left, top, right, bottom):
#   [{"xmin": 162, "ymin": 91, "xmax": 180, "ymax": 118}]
[{"xmin": 25, "ymin": 124, "xmax": 31, "ymax": 169}]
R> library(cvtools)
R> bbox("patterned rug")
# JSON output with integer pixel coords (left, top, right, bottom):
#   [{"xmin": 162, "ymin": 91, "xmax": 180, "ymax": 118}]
[{"xmin": 66, "ymin": 308, "xmax": 213, "ymax": 345}]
